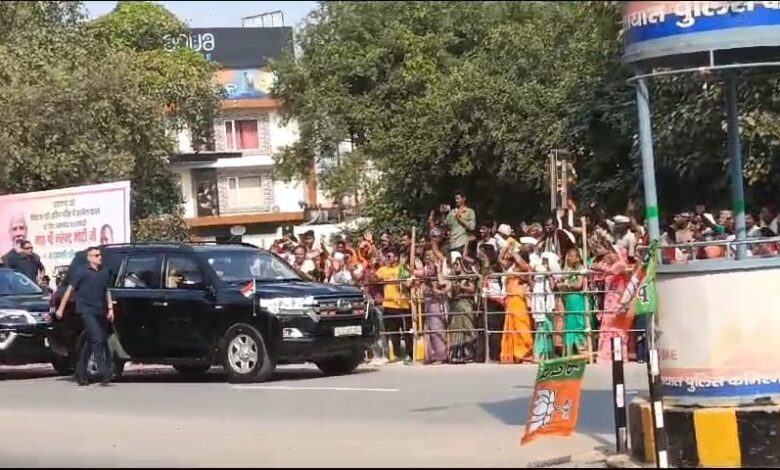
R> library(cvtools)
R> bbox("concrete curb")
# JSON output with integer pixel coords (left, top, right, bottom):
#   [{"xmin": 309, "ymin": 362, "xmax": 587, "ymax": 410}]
[
  {"xmin": 605, "ymin": 454, "xmax": 643, "ymax": 468},
  {"xmin": 629, "ymin": 397, "xmax": 780, "ymax": 467},
  {"xmin": 527, "ymin": 448, "xmax": 615, "ymax": 468}
]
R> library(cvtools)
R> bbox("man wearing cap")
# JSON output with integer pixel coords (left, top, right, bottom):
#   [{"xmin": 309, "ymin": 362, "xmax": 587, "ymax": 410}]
[
  {"xmin": 445, "ymin": 190, "xmax": 476, "ymax": 256},
  {"xmin": 519, "ymin": 237, "xmax": 542, "ymax": 267},
  {"xmin": 613, "ymin": 215, "xmax": 638, "ymax": 259},
  {"xmin": 496, "ymin": 223, "xmax": 519, "ymax": 262}
]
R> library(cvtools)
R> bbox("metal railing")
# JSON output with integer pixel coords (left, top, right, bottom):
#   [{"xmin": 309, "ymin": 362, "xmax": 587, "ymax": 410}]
[
  {"xmin": 651, "ymin": 235, "xmax": 780, "ymax": 264},
  {"xmin": 358, "ymin": 268, "xmax": 648, "ymax": 365}
]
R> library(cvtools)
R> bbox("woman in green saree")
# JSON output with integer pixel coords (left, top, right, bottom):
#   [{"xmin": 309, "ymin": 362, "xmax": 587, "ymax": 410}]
[{"xmin": 557, "ymin": 248, "xmax": 588, "ymax": 356}]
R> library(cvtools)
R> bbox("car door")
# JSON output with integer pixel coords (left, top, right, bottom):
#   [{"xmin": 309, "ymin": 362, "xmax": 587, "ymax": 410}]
[
  {"xmin": 159, "ymin": 253, "xmax": 213, "ymax": 358},
  {"xmin": 111, "ymin": 253, "xmax": 164, "ymax": 358}
]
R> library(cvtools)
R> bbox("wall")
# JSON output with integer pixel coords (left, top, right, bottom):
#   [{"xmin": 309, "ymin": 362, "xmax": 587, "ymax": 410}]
[
  {"xmin": 170, "ymin": 106, "xmax": 309, "ymax": 218},
  {"xmin": 269, "ymin": 109, "xmax": 299, "ymax": 153},
  {"xmin": 274, "ymin": 179, "xmax": 305, "ymax": 213}
]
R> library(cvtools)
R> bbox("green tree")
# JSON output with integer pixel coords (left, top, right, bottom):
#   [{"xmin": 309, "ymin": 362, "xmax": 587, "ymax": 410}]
[
  {"xmin": 272, "ymin": 1, "xmax": 632, "ymax": 228},
  {"xmin": 273, "ymin": 1, "xmax": 780, "ymax": 229},
  {"xmin": 0, "ymin": 1, "xmax": 221, "ymax": 238}
]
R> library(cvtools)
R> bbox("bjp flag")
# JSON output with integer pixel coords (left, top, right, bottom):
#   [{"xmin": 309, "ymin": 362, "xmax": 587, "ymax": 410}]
[{"xmin": 521, "ymin": 355, "xmax": 587, "ymax": 445}]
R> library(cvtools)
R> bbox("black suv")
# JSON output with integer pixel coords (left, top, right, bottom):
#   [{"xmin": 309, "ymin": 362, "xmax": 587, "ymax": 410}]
[
  {"xmin": 0, "ymin": 268, "xmax": 72, "ymax": 373},
  {"xmin": 50, "ymin": 243, "xmax": 377, "ymax": 383}
]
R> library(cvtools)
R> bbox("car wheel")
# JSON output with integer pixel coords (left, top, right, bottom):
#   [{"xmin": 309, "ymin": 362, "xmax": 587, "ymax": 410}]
[
  {"xmin": 222, "ymin": 324, "xmax": 275, "ymax": 384},
  {"xmin": 316, "ymin": 349, "xmax": 365, "ymax": 376},
  {"xmin": 173, "ymin": 364, "xmax": 211, "ymax": 375},
  {"xmin": 51, "ymin": 356, "xmax": 75, "ymax": 376}
]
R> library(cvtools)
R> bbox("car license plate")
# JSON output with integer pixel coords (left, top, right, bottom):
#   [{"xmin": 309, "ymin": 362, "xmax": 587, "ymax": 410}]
[{"xmin": 333, "ymin": 325, "xmax": 362, "ymax": 337}]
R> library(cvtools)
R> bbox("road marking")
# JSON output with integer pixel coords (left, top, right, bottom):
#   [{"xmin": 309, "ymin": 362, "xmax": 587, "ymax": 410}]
[{"xmin": 231, "ymin": 385, "xmax": 399, "ymax": 393}]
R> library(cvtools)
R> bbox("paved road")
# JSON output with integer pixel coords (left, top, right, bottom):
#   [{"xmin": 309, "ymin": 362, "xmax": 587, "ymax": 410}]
[{"xmin": 0, "ymin": 362, "xmax": 648, "ymax": 467}]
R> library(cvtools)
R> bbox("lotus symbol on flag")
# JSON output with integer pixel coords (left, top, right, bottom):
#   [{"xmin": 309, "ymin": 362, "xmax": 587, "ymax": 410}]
[{"xmin": 528, "ymin": 389, "xmax": 573, "ymax": 433}]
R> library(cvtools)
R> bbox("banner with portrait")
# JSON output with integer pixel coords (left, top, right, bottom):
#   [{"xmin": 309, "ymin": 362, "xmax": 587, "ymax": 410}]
[{"xmin": 0, "ymin": 181, "xmax": 131, "ymax": 274}]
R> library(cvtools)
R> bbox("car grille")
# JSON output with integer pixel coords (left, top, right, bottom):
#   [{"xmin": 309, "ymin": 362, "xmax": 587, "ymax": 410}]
[{"xmin": 314, "ymin": 296, "xmax": 366, "ymax": 319}]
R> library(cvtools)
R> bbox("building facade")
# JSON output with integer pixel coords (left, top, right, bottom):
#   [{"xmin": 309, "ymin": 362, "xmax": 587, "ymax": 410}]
[{"xmin": 168, "ymin": 26, "xmax": 318, "ymax": 247}]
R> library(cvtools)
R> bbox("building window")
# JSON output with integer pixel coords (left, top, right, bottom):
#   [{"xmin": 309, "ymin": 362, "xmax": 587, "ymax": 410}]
[
  {"xmin": 225, "ymin": 119, "xmax": 259, "ymax": 150},
  {"xmin": 226, "ymin": 175, "xmax": 263, "ymax": 208},
  {"xmin": 194, "ymin": 168, "xmax": 219, "ymax": 217}
]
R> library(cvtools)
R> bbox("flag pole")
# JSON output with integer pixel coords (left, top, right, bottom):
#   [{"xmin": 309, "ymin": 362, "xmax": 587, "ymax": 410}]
[
  {"xmin": 644, "ymin": 240, "xmax": 668, "ymax": 468},
  {"xmin": 581, "ymin": 216, "xmax": 594, "ymax": 364}
]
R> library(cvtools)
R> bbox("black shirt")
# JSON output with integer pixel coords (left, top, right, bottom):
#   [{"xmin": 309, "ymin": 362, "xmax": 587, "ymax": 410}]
[
  {"xmin": 4, "ymin": 250, "xmax": 43, "ymax": 282},
  {"xmin": 70, "ymin": 265, "xmax": 110, "ymax": 316}
]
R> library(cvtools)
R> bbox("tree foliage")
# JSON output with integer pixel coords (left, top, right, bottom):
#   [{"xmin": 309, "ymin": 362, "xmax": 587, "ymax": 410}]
[
  {"xmin": 0, "ymin": 1, "xmax": 221, "ymax": 232},
  {"xmin": 273, "ymin": 1, "xmax": 780, "ymax": 228},
  {"xmin": 132, "ymin": 214, "xmax": 191, "ymax": 243}
]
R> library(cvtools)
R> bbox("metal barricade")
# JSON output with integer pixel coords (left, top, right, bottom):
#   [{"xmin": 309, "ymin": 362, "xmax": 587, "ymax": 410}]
[{"xmin": 358, "ymin": 266, "xmax": 647, "ymax": 366}]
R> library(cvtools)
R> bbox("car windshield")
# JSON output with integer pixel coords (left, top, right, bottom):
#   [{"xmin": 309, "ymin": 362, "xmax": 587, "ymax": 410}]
[
  {"xmin": 198, "ymin": 249, "xmax": 301, "ymax": 283},
  {"xmin": 0, "ymin": 270, "xmax": 43, "ymax": 296}
]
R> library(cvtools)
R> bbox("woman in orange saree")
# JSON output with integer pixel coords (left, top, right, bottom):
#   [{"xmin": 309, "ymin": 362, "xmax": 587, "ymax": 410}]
[{"xmin": 500, "ymin": 250, "xmax": 534, "ymax": 363}]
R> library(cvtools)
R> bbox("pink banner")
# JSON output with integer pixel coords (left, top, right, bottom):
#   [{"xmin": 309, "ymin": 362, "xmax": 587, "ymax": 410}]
[{"xmin": 0, "ymin": 181, "xmax": 131, "ymax": 273}]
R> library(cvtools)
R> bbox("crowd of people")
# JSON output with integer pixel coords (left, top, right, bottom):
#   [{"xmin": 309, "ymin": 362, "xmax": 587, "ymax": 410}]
[
  {"xmin": 269, "ymin": 191, "xmax": 780, "ymax": 366},
  {"xmin": 3, "ymin": 187, "xmax": 779, "ymax": 368}
]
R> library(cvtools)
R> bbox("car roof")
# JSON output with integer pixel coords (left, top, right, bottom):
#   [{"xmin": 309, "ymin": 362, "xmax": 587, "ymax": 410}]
[{"xmin": 101, "ymin": 243, "xmax": 264, "ymax": 253}]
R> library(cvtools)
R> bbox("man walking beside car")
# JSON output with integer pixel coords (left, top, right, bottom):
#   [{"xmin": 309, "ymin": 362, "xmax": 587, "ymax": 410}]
[{"xmin": 55, "ymin": 246, "xmax": 114, "ymax": 385}]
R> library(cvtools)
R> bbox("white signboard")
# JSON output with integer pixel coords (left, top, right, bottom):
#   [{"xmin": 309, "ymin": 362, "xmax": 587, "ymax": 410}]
[{"xmin": 0, "ymin": 181, "xmax": 131, "ymax": 273}]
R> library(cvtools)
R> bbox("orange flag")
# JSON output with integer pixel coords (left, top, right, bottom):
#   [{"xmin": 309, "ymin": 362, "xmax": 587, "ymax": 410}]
[{"xmin": 521, "ymin": 356, "xmax": 587, "ymax": 445}]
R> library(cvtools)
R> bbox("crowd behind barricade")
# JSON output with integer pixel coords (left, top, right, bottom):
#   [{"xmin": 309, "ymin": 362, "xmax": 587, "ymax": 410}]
[
  {"xmin": 268, "ymin": 191, "xmax": 780, "ymax": 366},
  {"xmin": 2, "ymin": 189, "xmax": 779, "ymax": 367}
]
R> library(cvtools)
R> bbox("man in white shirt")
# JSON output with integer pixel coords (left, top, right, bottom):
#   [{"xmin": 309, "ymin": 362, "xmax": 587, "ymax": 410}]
[
  {"xmin": 494, "ymin": 223, "xmax": 512, "ymax": 253},
  {"xmin": 291, "ymin": 245, "xmax": 316, "ymax": 278},
  {"xmin": 613, "ymin": 215, "xmax": 638, "ymax": 259},
  {"xmin": 476, "ymin": 222, "xmax": 497, "ymax": 253}
]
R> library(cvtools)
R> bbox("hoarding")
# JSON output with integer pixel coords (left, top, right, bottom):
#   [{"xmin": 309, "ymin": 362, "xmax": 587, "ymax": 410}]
[
  {"xmin": 622, "ymin": 1, "xmax": 780, "ymax": 64},
  {"xmin": 0, "ymin": 181, "xmax": 131, "ymax": 274},
  {"xmin": 216, "ymin": 67, "xmax": 274, "ymax": 100},
  {"xmin": 163, "ymin": 27, "xmax": 293, "ymax": 68}
]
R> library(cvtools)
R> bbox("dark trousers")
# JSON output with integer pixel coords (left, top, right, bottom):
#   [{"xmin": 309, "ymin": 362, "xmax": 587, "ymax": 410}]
[
  {"xmin": 633, "ymin": 315, "xmax": 649, "ymax": 363},
  {"xmin": 76, "ymin": 313, "xmax": 111, "ymax": 382},
  {"xmin": 383, "ymin": 307, "xmax": 413, "ymax": 360}
]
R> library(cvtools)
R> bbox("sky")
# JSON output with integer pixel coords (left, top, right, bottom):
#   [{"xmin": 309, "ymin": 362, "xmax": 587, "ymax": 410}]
[{"xmin": 82, "ymin": 1, "xmax": 319, "ymax": 28}]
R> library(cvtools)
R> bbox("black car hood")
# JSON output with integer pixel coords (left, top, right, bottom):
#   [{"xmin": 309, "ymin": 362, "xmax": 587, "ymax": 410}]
[
  {"xmin": 0, "ymin": 294, "xmax": 50, "ymax": 313},
  {"xmin": 233, "ymin": 281, "xmax": 362, "ymax": 299}
]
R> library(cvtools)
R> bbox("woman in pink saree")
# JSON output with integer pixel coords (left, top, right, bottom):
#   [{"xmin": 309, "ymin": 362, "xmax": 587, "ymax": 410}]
[{"xmin": 591, "ymin": 241, "xmax": 633, "ymax": 364}]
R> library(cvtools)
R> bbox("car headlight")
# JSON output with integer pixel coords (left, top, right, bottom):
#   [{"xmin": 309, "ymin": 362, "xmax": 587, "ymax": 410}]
[
  {"xmin": 0, "ymin": 309, "xmax": 34, "ymax": 324},
  {"xmin": 259, "ymin": 296, "xmax": 316, "ymax": 315}
]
